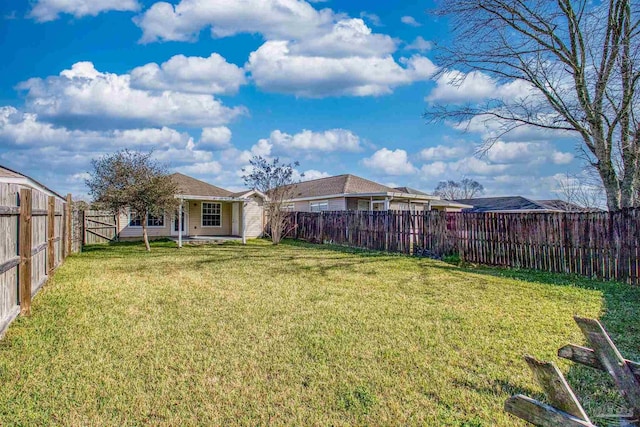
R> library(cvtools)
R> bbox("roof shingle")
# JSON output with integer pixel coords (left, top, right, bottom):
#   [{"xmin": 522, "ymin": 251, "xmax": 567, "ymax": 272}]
[
  {"xmin": 285, "ymin": 174, "xmax": 397, "ymax": 198},
  {"xmin": 170, "ymin": 173, "xmax": 233, "ymax": 198}
]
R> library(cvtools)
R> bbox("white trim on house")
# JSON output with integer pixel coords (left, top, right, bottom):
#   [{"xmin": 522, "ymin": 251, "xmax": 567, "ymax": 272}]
[
  {"xmin": 175, "ymin": 194, "xmax": 248, "ymax": 202},
  {"xmin": 201, "ymin": 202, "xmax": 223, "ymax": 228}
]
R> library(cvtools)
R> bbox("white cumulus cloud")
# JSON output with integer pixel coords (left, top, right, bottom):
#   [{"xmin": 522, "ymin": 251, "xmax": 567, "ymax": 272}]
[
  {"xmin": 426, "ymin": 70, "xmax": 533, "ymax": 104},
  {"xmin": 420, "ymin": 144, "xmax": 473, "ymax": 161},
  {"xmin": 17, "ymin": 61, "xmax": 246, "ymax": 129},
  {"xmin": 400, "ymin": 16, "xmax": 421, "ymax": 27},
  {"xmin": 405, "ymin": 36, "xmax": 432, "ymax": 52},
  {"xmin": 486, "ymin": 140, "xmax": 574, "ymax": 165},
  {"xmin": 290, "ymin": 19, "xmax": 396, "ymax": 58},
  {"xmin": 362, "ymin": 148, "xmax": 417, "ymax": 176},
  {"xmin": 199, "ymin": 127, "xmax": 233, "ymax": 150},
  {"xmin": 130, "ymin": 53, "xmax": 246, "ymax": 95},
  {"xmin": 263, "ymin": 128, "xmax": 362, "ymax": 153},
  {"xmin": 134, "ymin": 0, "xmax": 336, "ymax": 43},
  {"xmin": 30, "ymin": 0, "xmax": 140, "ymax": 22},
  {"xmin": 247, "ymin": 40, "xmax": 436, "ymax": 97}
]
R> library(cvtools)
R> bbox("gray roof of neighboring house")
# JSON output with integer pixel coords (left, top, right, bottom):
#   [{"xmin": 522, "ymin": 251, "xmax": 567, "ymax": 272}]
[
  {"xmin": 454, "ymin": 196, "xmax": 594, "ymax": 212},
  {"xmin": 536, "ymin": 199, "xmax": 601, "ymax": 212},
  {"xmin": 170, "ymin": 173, "xmax": 233, "ymax": 198},
  {"xmin": 0, "ymin": 165, "xmax": 66, "ymax": 200},
  {"xmin": 393, "ymin": 186, "xmax": 431, "ymax": 196},
  {"xmin": 286, "ymin": 174, "xmax": 398, "ymax": 199}
]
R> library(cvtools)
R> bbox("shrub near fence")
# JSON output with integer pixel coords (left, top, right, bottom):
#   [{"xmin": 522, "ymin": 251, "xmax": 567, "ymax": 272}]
[{"xmin": 285, "ymin": 209, "xmax": 640, "ymax": 286}]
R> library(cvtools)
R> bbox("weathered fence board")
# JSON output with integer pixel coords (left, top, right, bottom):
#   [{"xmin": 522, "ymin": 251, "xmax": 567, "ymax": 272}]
[
  {"xmin": 83, "ymin": 210, "xmax": 117, "ymax": 245},
  {"xmin": 284, "ymin": 209, "xmax": 640, "ymax": 285},
  {"xmin": 0, "ymin": 184, "xmax": 75, "ymax": 338},
  {"xmin": 506, "ymin": 317, "xmax": 639, "ymax": 426}
]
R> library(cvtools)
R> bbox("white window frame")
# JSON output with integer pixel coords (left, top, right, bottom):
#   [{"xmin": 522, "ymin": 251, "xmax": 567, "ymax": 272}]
[
  {"xmin": 357, "ymin": 200, "xmax": 370, "ymax": 211},
  {"xmin": 310, "ymin": 200, "xmax": 329, "ymax": 212},
  {"xmin": 128, "ymin": 210, "xmax": 165, "ymax": 228},
  {"xmin": 201, "ymin": 202, "xmax": 222, "ymax": 228}
]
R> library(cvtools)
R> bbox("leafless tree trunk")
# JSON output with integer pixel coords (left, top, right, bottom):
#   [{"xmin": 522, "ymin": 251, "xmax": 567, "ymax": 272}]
[{"xmin": 427, "ymin": 1, "xmax": 640, "ymax": 210}]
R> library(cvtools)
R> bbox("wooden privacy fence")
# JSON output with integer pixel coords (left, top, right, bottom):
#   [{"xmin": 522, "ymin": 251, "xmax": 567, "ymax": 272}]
[
  {"xmin": 0, "ymin": 184, "xmax": 75, "ymax": 337},
  {"xmin": 82, "ymin": 210, "xmax": 117, "ymax": 245},
  {"xmin": 285, "ymin": 209, "xmax": 640, "ymax": 285}
]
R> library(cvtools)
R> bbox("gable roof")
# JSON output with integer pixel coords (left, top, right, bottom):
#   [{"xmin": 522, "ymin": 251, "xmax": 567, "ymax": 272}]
[
  {"xmin": 170, "ymin": 173, "xmax": 233, "ymax": 198},
  {"xmin": 285, "ymin": 174, "xmax": 398, "ymax": 199},
  {"xmin": 229, "ymin": 189, "xmax": 267, "ymax": 199},
  {"xmin": 454, "ymin": 196, "xmax": 593, "ymax": 212}
]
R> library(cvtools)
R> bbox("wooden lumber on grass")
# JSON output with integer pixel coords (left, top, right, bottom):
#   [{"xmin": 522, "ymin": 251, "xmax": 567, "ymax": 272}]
[{"xmin": 505, "ymin": 317, "xmax": 640, "ymax": 426}]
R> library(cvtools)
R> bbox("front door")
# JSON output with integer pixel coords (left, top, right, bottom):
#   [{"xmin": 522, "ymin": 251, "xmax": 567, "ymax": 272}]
[
  {"xmin": 171, "ymin": 208, "xmax": 189, "ymax": 236},
  {"xmin": 231, "ymin": 202, "xmax": 240, "ymax": 236}
]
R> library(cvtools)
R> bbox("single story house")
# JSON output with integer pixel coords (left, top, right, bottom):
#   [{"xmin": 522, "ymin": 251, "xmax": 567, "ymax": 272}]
[
  {"xmin": 117, "ymin": 173, "xmax": 266, "ymax": 245},
  {"xmin": 453, "ymin": 196, "xmax": 595, "ymax": 213},
  {"xmin": 280, "ymin": 174, "xmax": 471, "ymax": 212}
]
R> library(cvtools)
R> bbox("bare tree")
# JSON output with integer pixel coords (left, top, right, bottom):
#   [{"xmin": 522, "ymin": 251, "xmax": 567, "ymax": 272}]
[
  {"xmin": 554, "ymin": 172, "xmax": 606, "ymax": 209},
  {"xmin": 86, "ymin": 150, "xmax": 178, "ymax": 251},
  {"xmin": 427, "ymin": 1, "xmax": 640, "ymax": 210},
  {"xmin": 434, "ymin": 178, "xmax": 485, "ymax": 199},
  {"xmin": 242, "ymin": 156, "xmax": 300, "ymax": 245}
]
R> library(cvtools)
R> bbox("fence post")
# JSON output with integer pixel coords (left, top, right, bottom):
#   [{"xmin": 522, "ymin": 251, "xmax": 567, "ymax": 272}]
[
  {"xmin": 82, "ymin": 209, "xmax": 86, "ymax": 247},
  {"xmin": 47, "ymin": 196, "xmax": 55, "ymax": 274},
  {"xmin": 19, "ymin": 188, "xmax": 32, "ymax": 316},
  {"xmin": 65, "ymin": 194, "xmax": 72, "ymax": 256}
]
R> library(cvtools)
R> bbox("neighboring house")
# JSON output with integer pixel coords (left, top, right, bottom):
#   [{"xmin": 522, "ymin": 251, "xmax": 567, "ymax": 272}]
[
  {"xmin": 117, "ymin": 173, "xmax": 266, "ymax": 243},
  {"xmin": 454, "ymin": 196, "xmax": 596, "ymax": 213},
  {"xmin": 0, "ymin": 165, "xmax": 66, "ymax": 203},
  {"xmin": 280, "ymin": 174, "xmax": 471, "ymax": 212}
]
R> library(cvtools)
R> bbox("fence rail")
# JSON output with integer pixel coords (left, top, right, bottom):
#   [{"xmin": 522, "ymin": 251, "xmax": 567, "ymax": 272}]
[
  {"xmin": 285, "ymin": 209, "xmax": 640, "ymax": 286},
  {"xmin": 0, "ymin": 184, "xmax": 76, "ymax": 337}
]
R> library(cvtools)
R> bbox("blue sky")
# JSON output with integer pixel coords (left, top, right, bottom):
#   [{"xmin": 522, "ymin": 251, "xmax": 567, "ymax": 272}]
[{"xmin": 0, "ymin": 0, "xmax": 582, "ymax": 197}]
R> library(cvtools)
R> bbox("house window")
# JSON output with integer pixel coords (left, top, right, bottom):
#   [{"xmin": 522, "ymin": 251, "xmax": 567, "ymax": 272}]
[
  {"xmin": 310, "ymin": 200, "xmax": 329, "ymax": 212},
  {"xmin": 283, "ymin": 203, "xmax": 295, "ymax": 212},
  {"xmin": 147, "ymin": 213, "xmax": 164, "ymax": 227},
  {"xmin": 129, "ymin": 211, "xmax": 165, "ymax": 227},
  {"xmin": 129, "ymin": 212, "xmax": 142, "ymax": 227},
  {"xmin": 202, "ymin": 202, "xmax": 222, "ymax": 227},
  {"xmin": 357, "ymin": 200, "xmax": 370, "ymax": 211}
]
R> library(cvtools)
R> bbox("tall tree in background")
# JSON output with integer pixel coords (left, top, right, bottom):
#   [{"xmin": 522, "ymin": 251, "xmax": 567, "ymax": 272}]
[
  {"xmin": 243, "ymin": 156, "xmax": 300, "ymax": 245},
  {"xmin": 434, "ymin": 178, "xmax": 485, "ymax": 199},
  {"xmin": 86, "ymin": 150, "xmax": 178, "ymax": 251},
  {"xmin": 427, "ymin": 1, "xmax": 639, "ymax": 210},
  {"xmin": 555, "ymin": 172, "xmax": 606, "ymax": 209}
]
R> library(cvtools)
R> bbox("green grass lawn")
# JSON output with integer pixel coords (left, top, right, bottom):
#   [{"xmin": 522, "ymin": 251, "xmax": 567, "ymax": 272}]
[{"xmin": 0, "ymin": 240, "xmax": 638, "ymax": 426}]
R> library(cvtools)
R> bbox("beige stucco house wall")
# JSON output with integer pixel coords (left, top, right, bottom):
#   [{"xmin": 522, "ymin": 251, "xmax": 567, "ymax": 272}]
[{"xmin": 116, "ymin": 173, "xmax": 266, "ymax": 242}]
